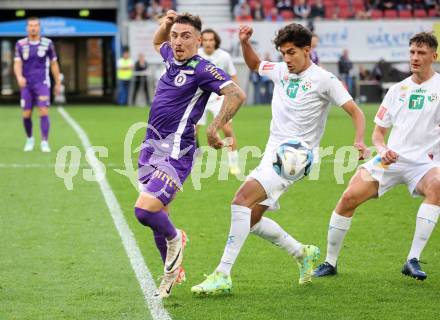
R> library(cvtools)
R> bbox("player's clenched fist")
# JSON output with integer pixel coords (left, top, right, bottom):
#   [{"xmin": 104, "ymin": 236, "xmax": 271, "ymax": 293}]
[
  {"xmin": 164, "ymin": 10, "xmax": 177, "ymax": 26},
  {"xmin": 238, "ymin": 25, "xmax": 253, "ymax": 42}
]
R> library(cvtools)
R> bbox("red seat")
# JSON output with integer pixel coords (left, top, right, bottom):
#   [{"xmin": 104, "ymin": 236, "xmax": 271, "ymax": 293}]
[
  {"xmin": 399, "ymin": 9, "xmax": 412, "ymax": 18},
  {"xmin": 281, "ymin": 10, "xmax": 294, "ymax": 20},
  {"xmin": 370, "ymin": 9, "xmax": 383, "ymax": 19},
  {"xmin": 384, "ymin": 9, "xmax": 398, "ymax": 18},
  {"xmin": 414, "ymin": 9, "xmax": 427, "ymax": 18},
  {"xmin": 339, "ymin": 7, "xmax": 353, "ymax": 18},
  {"xmin": 428, "ymin": 8, "xmax": 438, "ymax": 17},
  {"xmin": 336, "ymin": 0, "xmax": 349, "ymax": 9}
]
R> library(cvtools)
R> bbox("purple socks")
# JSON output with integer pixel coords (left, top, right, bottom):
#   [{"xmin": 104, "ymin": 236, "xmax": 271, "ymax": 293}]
[
  {"xmin": 23, "ymin": 118, "xmax": 32, "ymax": 138},
  {"xmin": 134, "ymin": 207, "xmax": 177, "ymax": 241},
  {"xmin": 40, "ymin": 115, "xmax": 50, "ymax": 141},
  {"xmin": 153, "ymin": 230, "xmax": 167, "ymax": 263}
]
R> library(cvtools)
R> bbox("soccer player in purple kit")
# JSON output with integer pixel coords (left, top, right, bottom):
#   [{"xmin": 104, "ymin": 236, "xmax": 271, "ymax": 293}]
[
  {"xmin": 14, "ymin": 17, "xmax": 61, "ymax": 152},
  {"xmin": 133, "ymin": 10, "xmax": 246, "ymax": 298}
]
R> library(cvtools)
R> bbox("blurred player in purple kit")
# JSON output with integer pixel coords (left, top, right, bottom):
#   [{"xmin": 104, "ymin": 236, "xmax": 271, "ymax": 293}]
[
  {"xmin": 133, "ymin": 10, "xmax": 246, "ymax": 298},
  {"xmin": 14, "ymin": 17, "xmax": 61, "ymax": 152}
]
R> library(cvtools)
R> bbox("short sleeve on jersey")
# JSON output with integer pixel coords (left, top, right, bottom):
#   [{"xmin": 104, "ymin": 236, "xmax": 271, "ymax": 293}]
[
  {"xmin": 258, "ymin": 61, "xmax": 282, "ymax": 82},
  {"xmin": 225, "ymin": 53, "xmax": 237, "ymax": 76},
  {"xmin": 322, "ymin": 73, "xmax": 352, "ymax": 107},
  {"xmin": 14, "ymin": 42, "xmax": 22, "ymax": 61},
  {"xmin": 159, "ymin": 42, "xmax": 173, "ymax": 61},
  {"xmin": 48, "ymin": 40, "xmax": 57, "ymax": 61},
  {"xmin": 374, "ymin": 88, "xmax": 394, "ymax": 128},
  {"xmin": 197, "ymin": 63, "xmax": 232, "ymax": 95}
]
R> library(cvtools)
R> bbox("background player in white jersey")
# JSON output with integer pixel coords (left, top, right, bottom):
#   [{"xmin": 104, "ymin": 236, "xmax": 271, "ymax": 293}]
[
  {"xmin": 314, "ymin": 32, "xmax": 440, "ymax": 281},
  {"xmin": 197, "ymin": 29, "xmax": 241, "ymax": 174},
  {"xmin": 192, "ymin": 23, "xmax": 368, "ymax": 294}
]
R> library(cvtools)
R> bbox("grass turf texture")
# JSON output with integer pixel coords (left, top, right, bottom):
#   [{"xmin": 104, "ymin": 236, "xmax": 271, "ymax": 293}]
[{"xmin": 1, "ymin": 104, "xmax": 439, "ymax": 320}]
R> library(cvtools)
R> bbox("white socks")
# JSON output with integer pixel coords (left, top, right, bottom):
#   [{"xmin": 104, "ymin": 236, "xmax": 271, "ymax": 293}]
[
  {"xmin": 250, "ymin": 217, "xmax": 303, "ymax": 258},
  {"xmin": 216, "ymin": 205, "xmax": 251, "ymax": 276},
  {"xmin": 407, "ymin": 203, "xmax": 440, "ymax": 261},
  {"xmin": 326, "ymin": 211, "xmax": 352, "ymax": 267}
]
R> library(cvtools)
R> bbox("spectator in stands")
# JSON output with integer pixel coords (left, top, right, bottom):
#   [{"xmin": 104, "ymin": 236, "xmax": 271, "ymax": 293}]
[
  {"xmin": 265, "ymin": 7, "xmax": 284, "ymax": 21},
  {"xmin": 310, "ymin": 0, "xmax": 326, "ymax": 19},
  {"xmin": 276, "ymin": 0, "xmax": 294, "ymax": 14},
  {"xmin": 251, "ymin": 0, "xmax": 265, "ymax": 21},
  {"xmin": 294, "ymin": 0, "xmax": 311, "ymax": 19},
  {"xmin": 130, "ymin": 1, "xmax": 149, "ymax": 21},
  {"xmin": 338, "ymin": 49, "xmax": 354, "ymax": 95},
  {"xmin": 148, "ymin": 0, "xmax": 164, "ymax": 20},
  {"xmin": 117, "ymin": 48, "xmax": 134, "ymax": 106},
  {"xmin": 379, "ymin": 0, "xmax": 397, "ymax": 12},
  {"xmin": 234, "ymin": 0, "xmax": 253, "ymax": 21},
  {"xmin": 132, "ymin": 53, "xmax": 150, "ymax": 106},
  {"xmin": 310, "ymin": 33, "xmax": 320, "ymax": 66}
]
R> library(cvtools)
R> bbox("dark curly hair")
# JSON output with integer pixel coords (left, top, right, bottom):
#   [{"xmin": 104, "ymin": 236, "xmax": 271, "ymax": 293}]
[
  {"xmin": 201, "ymin": 28, "xmax": 221, "ymax": 50},
  {"xmin": 273, "ymin": 23, "xmax": 312, "ymax": 50},
  {"xmin": 409, "ymin": 32, "xmax": 438, "ymax": 50},
  {"xmin": 174, "ymin": 13, "xmax": 202, "ymax": 32}
]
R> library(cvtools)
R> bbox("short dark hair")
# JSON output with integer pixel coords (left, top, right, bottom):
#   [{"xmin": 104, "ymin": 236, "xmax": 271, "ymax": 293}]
[
  {"xmin": 273, "ymin": 23, "xmax": 312, "ymax": 50},
  {"xmin": 201, "ymin": 28, "xmax": 221, "ymax": 49},
  {"xmin": 174, "ymin": 13, "xmax": 202, "ymax": 33},
  {"xmin": 409, "ymin": 32, "xmax": 438, "ymax": 50},
  {"xmin": 27, "ymin": 17, "xmax": 40, "ymax": 25}
]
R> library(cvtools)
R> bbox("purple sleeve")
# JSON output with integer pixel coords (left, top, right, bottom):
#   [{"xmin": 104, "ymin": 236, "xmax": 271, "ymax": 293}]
[
  {"xmin": 197, "ymin": 62, "xmax": 232, "ymax": 95},
  {"xmin": 14, "ymin": 42, "xmax": 22, "ymax": 60},
  {"xmin": 48, "ymin": 40, "xmax": 57, "ymax": 61},
  {"xmin": 159, "ymin": 42, "xmax": 172, "ymax": 61}
]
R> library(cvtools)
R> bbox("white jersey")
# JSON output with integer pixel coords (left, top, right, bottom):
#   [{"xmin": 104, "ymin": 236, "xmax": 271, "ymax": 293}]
[
  {"xmin": 258, "ymin": 61, "xmax": 352, "ymax": 148},
  {"xmin": 374, "ymin": 73, "xmax": 440, "ymax": 163},
  {"xmin": 198, "ymin": 48, "xmax": 237, "ymax": 76}
]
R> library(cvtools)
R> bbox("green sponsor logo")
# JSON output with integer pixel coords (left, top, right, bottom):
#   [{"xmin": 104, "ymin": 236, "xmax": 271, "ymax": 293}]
[
  {"xmin": 408, "ymin": 94, "xmax": 425, "ymax": 110},
  {"xmin": 286, "ymin": 80, "xmax": 300, "ymax": 99},
  {"xmin": 187, "ymin": 59, "xmax": 200, "ymax": 69}
]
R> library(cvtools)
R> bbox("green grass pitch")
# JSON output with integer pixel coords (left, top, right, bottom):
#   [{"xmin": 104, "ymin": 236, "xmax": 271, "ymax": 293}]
[{"xmin": 1, "ymin": 104, "xmax": 439, "ymax": 320}]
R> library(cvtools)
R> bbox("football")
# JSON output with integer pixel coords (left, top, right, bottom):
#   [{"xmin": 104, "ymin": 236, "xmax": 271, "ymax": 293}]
[{"xmin": 272, "ymin": 139, "xmax": 314, "ymax": 181}]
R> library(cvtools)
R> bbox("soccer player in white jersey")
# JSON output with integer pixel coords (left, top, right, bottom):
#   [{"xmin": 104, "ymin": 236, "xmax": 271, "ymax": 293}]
[
  {"xmin": 314, "ymin": 32, "xmax": 440, "ymax": 281},
  {"xmin": 191, "ymin": 23, "xmax": 368, "ymax": 294},
  {"xmin": 196, "ymin": 29, "xmax": 241, "ymax": 174}
]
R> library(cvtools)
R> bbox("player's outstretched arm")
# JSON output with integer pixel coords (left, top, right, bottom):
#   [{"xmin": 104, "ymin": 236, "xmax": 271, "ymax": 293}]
[
  {"xmin": 239, "ymin": 25, "xmax": 261, "ymax": 72},
  {"xmin": 153, "ymin": 10, "xmax": 176, "ymax": 52},
  {"xmin": 207, "ymin": 82, "xmax": 246, "ymax": 149},
  {"xmin": 372, "ymin": 125, "xmax": 398, "ymax": 165},
  {"xmin": 341, "ymin": 100, "xmax": 369, "ymax": 159}
]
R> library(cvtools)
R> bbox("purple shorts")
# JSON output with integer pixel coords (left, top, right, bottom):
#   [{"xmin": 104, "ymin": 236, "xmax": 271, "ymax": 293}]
[
  {"xmin": 138, "ymin": 149, "xmax": 194, "ymax": 206},
  {"xmin": 20, "ymin": 83, "xmax": 50, "ymax": 110}
]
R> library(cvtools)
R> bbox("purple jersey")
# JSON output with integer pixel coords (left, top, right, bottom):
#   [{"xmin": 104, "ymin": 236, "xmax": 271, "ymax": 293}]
[
  {"xmin": 141, "ymin": 42, "xmax": 232, "ymax": 161},
  {"xmin": 15, "ymin": 37, "xmax": 57, "ymax": 86},
  {"xmin": 310, "ymin": 49, "xmax": 319, "ymax": 65}
]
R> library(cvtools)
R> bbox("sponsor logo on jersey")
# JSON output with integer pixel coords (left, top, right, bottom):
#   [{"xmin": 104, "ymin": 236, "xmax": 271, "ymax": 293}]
[
  {"xmin": 376, "ymin": 105, "xmax": 387, "ymax": 120},
  {"xmin": 204, "ymin": 64, "xmax": 225, "ymax": 81},
  {"xmin": 22, "ymin": 47, "xmax": 29, "ymax": 60},
  {"xmin": 187, "ymin": 59, "xmax": 200, "ymax": 69},
  {"xmin": 302, "ymin": 81, "xmax": 312, "ymax": 92},
  {"xmin": 174, "ymin": 73, "xmax": 187, "ymax": 87},
  {"xmin": 428, "ymin": 93, "xmax": 438, "ymax": 103},
  {"xmin": 412, "ymin": 88, "xmax": 426, "ymax": 94},
  {"xmin": 408, "ymin": 94, "xmax": 425, "ymax": 110},
  {"xmin": 262, "ymin": 63, "xmax": 275, "ymax": 70}
]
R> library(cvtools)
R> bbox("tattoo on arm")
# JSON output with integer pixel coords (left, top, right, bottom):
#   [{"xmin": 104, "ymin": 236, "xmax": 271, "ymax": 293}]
[{"xmin": 209, "ymin": 83, "xmax": 244, "ymax": 130}]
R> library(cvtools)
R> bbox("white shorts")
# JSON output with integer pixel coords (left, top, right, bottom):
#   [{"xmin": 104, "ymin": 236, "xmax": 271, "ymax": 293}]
[
  {"xmin": 248, "ymin": 139, "xmax": 295, "ymax": 211},
  {"xmin": 197, "ymin": 95, "xmax": 229, "ymax": 126},
  {"xmin": 360, "ymin": 155, "xmax": 439, "ymax": 197}
]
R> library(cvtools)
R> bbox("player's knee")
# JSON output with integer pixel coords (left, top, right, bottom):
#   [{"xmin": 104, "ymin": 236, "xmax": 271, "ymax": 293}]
[
  {"xmin": 424, "ymin": 175, "xmax": 440, "ymax": 204},
  {"xmin": 38, "ymin": 107, "xmax": 49, "ymax": 116},
  {"xmin": 135, "ymin": 193, "xmax": 164, "ymax": 212},
  {"xmin": 339, "ymin": 190, "xmax": 361, "ymax": 212}
]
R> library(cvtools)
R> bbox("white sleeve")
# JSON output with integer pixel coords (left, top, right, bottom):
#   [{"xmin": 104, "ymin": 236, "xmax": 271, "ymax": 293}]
[
  {"xmin": 226, "ymin": 55, "xmax": 237, "ymax": 76},
  {"xmin": 258, "ymin": 61, "xmax": 282, "ymax": 82},
  {"xmin": 374, "ymin": 88, "xmax": 394, "ymax": 128},
  {"xmin": 322, "ymin": 72, "xmax": 352, "ymax": 107}
]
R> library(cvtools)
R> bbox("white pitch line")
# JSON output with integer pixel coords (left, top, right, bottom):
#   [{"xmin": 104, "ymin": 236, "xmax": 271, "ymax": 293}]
[
  {"xmin": 0, "ymin": 163, "xmax": 120, "ymax": 168},
  {"xmin": 57, "ymin": 107, "xmax": 171, "ymax": 320}
]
